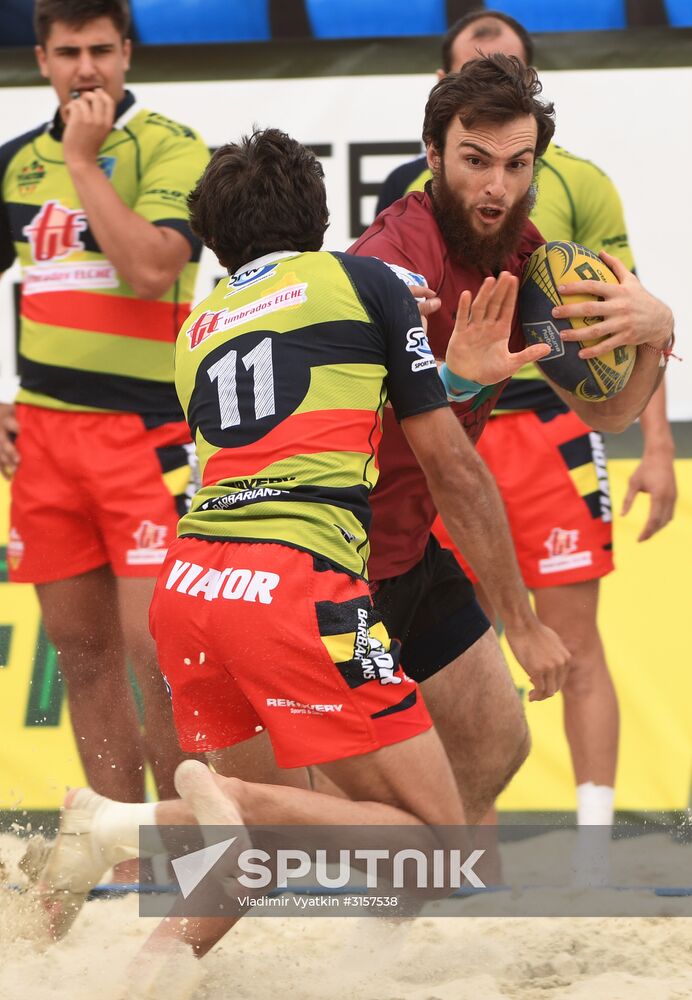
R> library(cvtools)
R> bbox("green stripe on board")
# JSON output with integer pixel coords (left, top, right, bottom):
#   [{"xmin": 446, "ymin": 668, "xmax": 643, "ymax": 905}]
[
  {"xmin": 24, "ymin": 625, "xmax": 63, "ymax": 727},
  {"xmin": 0, "ymin": 625, "xmax": 12, "ymax": 667},
  {"xmin": 1, "ymin": 27, "xmax": 691, "ymax": 87}
]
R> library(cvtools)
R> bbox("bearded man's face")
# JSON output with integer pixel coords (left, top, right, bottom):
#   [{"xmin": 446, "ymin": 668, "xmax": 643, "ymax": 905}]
[{"xmin": 428, "ymin": 113, "xmax": 537, "ymax": 271}]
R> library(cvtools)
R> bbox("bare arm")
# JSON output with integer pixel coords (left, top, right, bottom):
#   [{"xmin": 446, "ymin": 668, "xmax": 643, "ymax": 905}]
[
  {"xmin": 0, "ymin": 402, "xmax": 19, "ymax": 478},
  {"xmin": 63, "ymin": 89, "xmax": 192, "ymax": 299},
  {"xmin": 401, "ymin": 405, "xmax": 571, "ymax": 701},
  {"xmin": 621, "ymin": 380, "xmax": 677, "ymax": 540},
  {"xmin": 541, "ymin": 342, "xmax": 665, "ymax": 434}
]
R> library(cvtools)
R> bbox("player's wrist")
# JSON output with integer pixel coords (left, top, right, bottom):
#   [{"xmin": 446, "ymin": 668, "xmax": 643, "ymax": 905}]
[
  {"xmin": 439, "ymin": 363, "xmax": 485, "ymax": 401},
  {"xmin": 64, "ymin": 153, "xmax": 101, "ymax": 175},
  {"xmin": 640, "ymin": 328, "xmax": 678, "ymax": 367}
]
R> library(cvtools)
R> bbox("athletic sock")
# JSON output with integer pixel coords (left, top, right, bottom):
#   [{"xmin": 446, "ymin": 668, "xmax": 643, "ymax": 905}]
[{"xmin": 576, "ymin": 782, "xmax": 615, "ymax": 826}]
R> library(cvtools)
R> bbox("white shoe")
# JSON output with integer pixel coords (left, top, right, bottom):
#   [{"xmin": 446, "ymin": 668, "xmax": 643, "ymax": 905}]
[{"xmin": 36, "ymin": 788, "xmax": 112, "ymax": 940}]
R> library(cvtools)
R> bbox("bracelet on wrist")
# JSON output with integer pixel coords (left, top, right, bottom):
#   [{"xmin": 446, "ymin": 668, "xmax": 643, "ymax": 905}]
[
  {"xmin": 639, "ymin": 331, "xmax": 681, "ymax": 367},
  {"xmin": 439, "ymin": 363, "xmax": 485, "ymax": 401}
]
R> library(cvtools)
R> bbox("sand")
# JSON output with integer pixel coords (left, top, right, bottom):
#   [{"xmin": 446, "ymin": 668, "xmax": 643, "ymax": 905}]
[{"xmin": 1, "ymin": 832, "xmax": 691, "ymax": 1000}]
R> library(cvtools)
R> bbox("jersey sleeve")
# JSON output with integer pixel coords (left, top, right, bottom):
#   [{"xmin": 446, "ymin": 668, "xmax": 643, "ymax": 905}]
[
  {"xmin": 337, "ymin": 253, "xmax": 448, "ymax": 421},
  {"xmin": 133, "ymin": 126, "xmax": 210, "ymax": 251},
  {"xmin": 573, "ymin": 167, "xmax": 635, "ymax": 271},
  {"xmin": 0, "ymin": 139, "xmax": 19, "ymax": 272},
  {"xmin": 0, "ymin": 197, "xmax": 14, "ymax": 272}
]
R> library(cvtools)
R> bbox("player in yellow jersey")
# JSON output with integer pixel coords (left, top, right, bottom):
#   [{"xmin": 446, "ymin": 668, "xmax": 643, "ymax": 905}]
[
  {"xmin": 0, "ymin": 0, "xmax": 209, "ymax": 811},
  {"xmin": 377, "ymin": 10, "xmax": 677, "ymax": 827}
]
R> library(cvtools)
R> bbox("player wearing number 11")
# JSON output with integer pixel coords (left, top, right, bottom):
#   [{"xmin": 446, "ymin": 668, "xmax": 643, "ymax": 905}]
[{"xmin": 38, "ymin": 129, "xmax": 571, "ymax": 954}]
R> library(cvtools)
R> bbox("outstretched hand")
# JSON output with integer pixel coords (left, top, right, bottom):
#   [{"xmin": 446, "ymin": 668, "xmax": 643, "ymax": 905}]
[{"xmin": 445, "ymin": 272, "xmax": 550, "ymax": 385}]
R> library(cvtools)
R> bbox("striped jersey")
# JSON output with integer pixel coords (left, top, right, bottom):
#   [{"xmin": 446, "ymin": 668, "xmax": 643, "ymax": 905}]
[
  {"xmin": 375, "ymin": 142, "xmax": 634, "ymax": 413},
  {"xmin": 175, "ymin": 250, "xmax": 448, "ymax": 578},
  {"xmin": 0, "ymin": 91, "xmax": 209, "ymax": 423}
]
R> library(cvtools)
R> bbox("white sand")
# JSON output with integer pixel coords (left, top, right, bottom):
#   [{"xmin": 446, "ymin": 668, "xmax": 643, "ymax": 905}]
[{"xmin": 1, "ymin": 832, "xmax": 691, "ymax": 1000}]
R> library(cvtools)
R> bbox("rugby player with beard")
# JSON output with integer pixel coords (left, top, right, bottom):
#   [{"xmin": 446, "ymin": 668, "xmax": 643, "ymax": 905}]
[{"xmin": 347, "ymin": 54, "xmax": 674, "ymax": 824}]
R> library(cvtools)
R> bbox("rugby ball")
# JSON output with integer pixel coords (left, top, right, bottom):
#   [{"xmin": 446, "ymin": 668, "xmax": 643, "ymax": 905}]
[{"xmin": 520, "ymin": 241, "xmax": 636, "ymax": 401}]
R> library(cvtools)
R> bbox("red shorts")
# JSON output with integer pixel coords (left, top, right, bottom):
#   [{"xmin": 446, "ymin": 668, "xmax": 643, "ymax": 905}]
[
  {"xmin": 433, "ymin": 409, "xmax": 614, "ymax": 590},
  {"xmin": 9, "ymin": 405, "xmax": 194, "ymax": 584},
  {"xmin": 149, "ymin": 538, "xmax": 432, "ymax": 768}
]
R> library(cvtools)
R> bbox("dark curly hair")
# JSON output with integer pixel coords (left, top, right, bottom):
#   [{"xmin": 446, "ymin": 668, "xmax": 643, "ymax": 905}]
[
  {"xmin": 423, "ymin": 54, "xmax": 555, "ymax": 158},
  {"xmin": 188, "ymin": 129, "xmax": 330, "ymax": 273}
]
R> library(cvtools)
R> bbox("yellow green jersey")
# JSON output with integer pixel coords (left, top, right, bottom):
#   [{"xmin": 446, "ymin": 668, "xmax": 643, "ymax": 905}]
[
  {"xmin": 375, "ymin": 142, "xmax": 634, "ymax": 412},
  {"xmin": 175, "ymin": 250, "xmax": 448, "ymax": 578},
  {"xmin": 0, "ymin": 91, "xmax": 209, "ymax": 423}
]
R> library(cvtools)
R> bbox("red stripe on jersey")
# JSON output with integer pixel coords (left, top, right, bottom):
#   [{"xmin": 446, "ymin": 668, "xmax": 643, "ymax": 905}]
[
  {"xmin": 21, "ymin": 291, "xmax": 191, "ymax": 343},
  {"xmin": 202, "ymin": 409, "xmax": 382, "ymax": 485}
]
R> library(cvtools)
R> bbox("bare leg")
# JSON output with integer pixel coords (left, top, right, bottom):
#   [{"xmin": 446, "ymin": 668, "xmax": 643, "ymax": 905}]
[
  {"xmin": 37, "ymin": 566, "xmax": 145, "ymax": 801},
  {"xmin": 145, "ymin": 727, "xmax": 466, "ymax": 958},
  {"xmin": 117, "ymin": 577, "xmax": 190, "ymax": 799},
  {"xmin": 418, "ymin": 629, "xmax": 530, "ymax": 823},
  {"xmin": 209, "ymin": 730, "xmax": 310, "ymax": 789},
  {"xmin": 534, "ymin": 579, "xmax": 618, "ymax": 789}
]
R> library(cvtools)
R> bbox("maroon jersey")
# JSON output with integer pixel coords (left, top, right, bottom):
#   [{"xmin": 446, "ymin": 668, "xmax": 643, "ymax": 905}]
[{"xmin": 348, "ymin": 190, "xmax": 544, "ymax": 580}]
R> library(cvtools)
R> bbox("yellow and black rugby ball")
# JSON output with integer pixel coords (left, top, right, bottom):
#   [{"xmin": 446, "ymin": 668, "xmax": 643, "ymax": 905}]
[{"xmin": 520, "ymin": 241, "xmax": 636, "ymax": 401}]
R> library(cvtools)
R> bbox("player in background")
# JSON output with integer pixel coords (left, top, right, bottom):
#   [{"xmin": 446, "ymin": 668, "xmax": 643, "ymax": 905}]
[
  {"xmin": 376, "ymin": 10, "xmax": 678, "ymax": 826},
  {"xmin": 0, "ymin": 0, "xmax": 209, "ymax": 810},
  {"xmin": 35, "ymin": 128, "xmax": 571, "ymax": 955}
]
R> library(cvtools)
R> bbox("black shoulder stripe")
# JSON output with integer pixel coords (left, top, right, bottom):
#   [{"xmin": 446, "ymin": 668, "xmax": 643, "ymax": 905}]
[{"xmin": 1, "ymin": 124, "xmax": 47, "ymax": 272}]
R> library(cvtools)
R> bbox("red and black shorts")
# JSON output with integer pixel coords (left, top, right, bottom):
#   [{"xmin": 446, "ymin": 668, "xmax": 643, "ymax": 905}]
[
  {"xmin": 149, "ymin": 538, "xmax": 432, "ymax": 768},
  {"xmin": 9, "ymin": 404, "xmax": 195, "ymax": 584},
  {"xmin": 433, "ymin": 409, "xmax": 614, "ymax": 590}
]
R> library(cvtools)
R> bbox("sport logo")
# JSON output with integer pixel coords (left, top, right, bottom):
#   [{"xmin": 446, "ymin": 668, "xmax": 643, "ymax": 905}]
[
  {"xmin": 354, "ymin": 608, "xmax": 402, "ymax": 686},
  {"xmin": 225, "ymin": 263, "xmax": 278, "ymax": 296},
  {"xmin": 522, "ymin": 320, "xmax": 565, "ymax": 360},
  {"xmin": 539, "ymin": 527, "xmax": 592, "ymax": 575},
  {"xmin": 23, "ymin": 200, "xmax": 87, "ymax": 262},
  {"xmin": 545, "ymin": 527, "xmax": 579, "ymax": 558},
  {"xmin": 384, "ymin": 262, "xmax": 427, "ymax": 288},
  {"xmin": 187, "ymin": 284, "xmax": 308, "ymax": 350},
  {"xmin": 7, "ymin": 527, "xmax": 25, "ymax": 570},
  {"xmin": 18, "ymin": 159, "xmax": 45, "ymax": 194},
  {"xmin": 97, "ymin": 155, "xmax": 117, "ymax": 179},
  {"xmin": 405, "ymin": 326, "xmax": 436, "ymax": 372},
  {"xmin": 187, "ymin": 309, "xmax": 224, "ymax": 350},
  {"xmin": 126, "ymin": 520, "xmax": 168, "ymax": 566}
]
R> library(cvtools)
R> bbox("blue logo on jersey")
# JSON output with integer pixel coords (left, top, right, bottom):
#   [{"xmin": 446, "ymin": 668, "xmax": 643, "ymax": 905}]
[
  {"xmin": 226, "ymin": 263, "xmax": 278, "ymax": 295},
  {"xmin": 97, "ymin": 156, "xmax": 116, "ymax": 179},
  {"xmin": 384, "ymin": 262, "xmax": 428, "ymax": 288}
]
